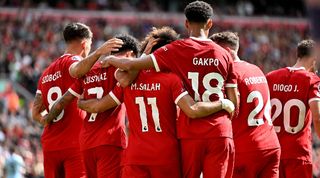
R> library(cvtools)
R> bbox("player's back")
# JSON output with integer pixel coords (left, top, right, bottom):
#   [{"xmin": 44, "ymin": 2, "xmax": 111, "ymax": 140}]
[
  {"xmin": 233, "ymin": 61, "xmax": 279, "ymax": 153},
  {"xmin": 118, "ymin": 70, "xmax": 184, "ymax": 166},
  {"xmin": 152, "ymin": 37, "xmax": 236, "ymax": 139},
  {"xmin": 37, "ymin": 54, "xmax": 84, "ymax": 151},
  {"xmin": 69, "ymin": 64, "xmax": 126, "ymax": 151},
  {"xmin": 266, "ymin": 67, "xmax": 320, "ymax": 161}
]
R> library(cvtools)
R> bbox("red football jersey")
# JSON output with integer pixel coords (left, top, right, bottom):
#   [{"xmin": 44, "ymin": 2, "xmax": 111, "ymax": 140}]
[
  {"xmin": 36, "ymin": 54, "xmax": 85, "ymax": 151},
  {"xmin": 151, "ymin": 37, "xmax": 237, "ymax": 139},
  {"xmin": 111, "ymin": 70, "xmax": 187, "ymax": 165},
  {"xmin": 233, "ymin": 61, "xmax": 280, "ymax": 153},
  {"xmin": 69, "ymin": 64, "xmax": 126, "ymax": 151},
  {"xmin": 266, "ymin": 67, "xmax": 320, "ymax": 161}
]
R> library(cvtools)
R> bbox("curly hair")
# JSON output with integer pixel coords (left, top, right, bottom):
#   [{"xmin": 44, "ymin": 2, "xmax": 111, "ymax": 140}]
[
  {"xmin": 297, "ymin": 39, "xmax": 315, "ymax": 58},
  {"xmin": 63, "ymin": 22, "xmax": 92, "ymax": 43},
  {"xmin": 112, "ymin": 34, "xmax": 140, "ymax": 57},
  {"xmin": 210, "ymin": 31, "xmax": 239, "ymax": 51},
  {"xmin": 184, "ymin": 1, "xmax": 213, "ymax": 23},
  {"xmin": 140, "ymin": 26, "xmax": 179, "ymax": 54}
]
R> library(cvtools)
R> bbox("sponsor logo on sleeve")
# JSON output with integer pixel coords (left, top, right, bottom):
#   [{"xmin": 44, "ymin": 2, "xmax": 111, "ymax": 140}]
[{"xmin": 72, "ymin": 56, "xmax": 81, "ymax": 61}]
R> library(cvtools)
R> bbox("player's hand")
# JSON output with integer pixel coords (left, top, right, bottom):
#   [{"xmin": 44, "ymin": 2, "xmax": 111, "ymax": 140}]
[
  {"xmin": 40, "ymin": 116, "xmax": 49, "ymax": 127},
  {"xmin": 96, "ymin": 38, "xmax": 123, "ymax": 56},
  {"xmin": 143, "ymin": 37, "xmax": 160, "ymax": 55},
  {"xmin": 221, "ymin": 99, "xmax": 235, "ymax": 117},
  {"xmin": 77, "ymin": 99, "xmax": 87, "ymax": 110},
  {"xmin": 100, "ymin": 55, "xmax": 118, "ymax": 68}
]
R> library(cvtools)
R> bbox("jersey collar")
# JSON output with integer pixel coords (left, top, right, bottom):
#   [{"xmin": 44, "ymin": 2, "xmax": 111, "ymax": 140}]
[
  {"xmin": 190, "ymin": 36, "xmax": 212, "ymax": 42},
  {"xmin": 286, "ymin": 66, "xmax": 306, "ymax": 71}
]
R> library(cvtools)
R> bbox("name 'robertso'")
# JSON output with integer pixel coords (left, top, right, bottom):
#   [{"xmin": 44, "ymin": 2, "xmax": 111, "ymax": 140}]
[{"xmin": 193, "ymin": 57, "xmax": 219, "ymax": 66}]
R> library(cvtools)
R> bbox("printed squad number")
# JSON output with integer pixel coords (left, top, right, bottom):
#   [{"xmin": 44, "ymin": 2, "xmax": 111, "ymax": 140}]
[
  {"xmin": 47, "ymin": 86, "xmax": 64, "ymax": 122},
  {"xmin": 246, "ymin": 91, "xmax": 272, "ymax": 126},
  {"xmin": 135, "ymin": 97, "xmax": 162, "ymax": 132},
  {"xmin": 87, "ymin": 87, "xmax": 104, "ymax": 122},
  {"xmin": 271, "ymin": 98, "xmax": 306, "ymax": 134},
  {"xmin": 188, "ymin": 72, "xmax": 224, "ymax": 102}
]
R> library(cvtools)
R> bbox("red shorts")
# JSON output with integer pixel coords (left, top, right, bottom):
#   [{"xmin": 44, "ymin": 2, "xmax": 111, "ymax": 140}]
[
  {"xmin": 279, "ymin": 159, "xmax": 312, "ymax": 178},
  {"xmin": 43, "ymin": 148, "xmax": 85, "ymax": 178},
  {"xmin": 82, "ymin": 145, "xmax": 122, "ymax": 178},
  {"xmin": 180, "ymin": 137, "xmax": 234, "ymax": 178},
  {"xmin": 233, "ymin": 148, "xmax": 280, "ymax": 178},
  {"xmin": 121, "ymin": 164, "xmax": 181, "ymax": 178}
]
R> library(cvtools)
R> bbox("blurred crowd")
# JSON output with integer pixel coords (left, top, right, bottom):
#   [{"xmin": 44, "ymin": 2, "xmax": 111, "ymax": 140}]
[
  {"xmin": 0, "ymin": 0, "xmax": 306, "ymax": 17},
  {"xmin": 0, "ymin": 9, "xmax": 317, "ymax": 177}
]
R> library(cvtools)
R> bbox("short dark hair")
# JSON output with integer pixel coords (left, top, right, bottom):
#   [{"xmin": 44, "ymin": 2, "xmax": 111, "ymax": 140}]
[
  {"xmin": 184, "ymin": 1, "xmax": 213, "ymax": 23},
  {"xmin": 112, "ymin": 34, "xmax": 139, "ymax": 57},
  {"xmin": 297, "ymin": 39, "xmax": 315, "ymax": 58},
  {"xmin": 210, "ymin": 31, "xmax": 239, "ymax": 50},
  {"xmin": 63, "ymin": 22, "xmax": 92, "ymax": 43},
  {"xmin": 140, "ymin": 26, "xmax": 179, "ymax": 53}
]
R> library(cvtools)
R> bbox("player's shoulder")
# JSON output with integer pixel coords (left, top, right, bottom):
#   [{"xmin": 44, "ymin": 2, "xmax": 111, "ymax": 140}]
[
  {"xmin": 143, "ymin": 70, "xmax": 181, "ymax": 82},
  {"xmin": 266, "ymin": 67, "xmax": 287, "ymax": 77},
  {"xmin": 235, "ymin": 60, "xmax": 263, "ymax": 74},
  {"xmin": 235, "ymin": 60, "xmax": 255, "ymax": 68}
]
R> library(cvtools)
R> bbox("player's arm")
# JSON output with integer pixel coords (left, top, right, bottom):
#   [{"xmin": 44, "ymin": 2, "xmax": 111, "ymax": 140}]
[
  {"xmin": 114, "ymin": 69, "xmax": 139, "ymax": 87},
  {"xmin": 177, "ymin": 94, "xmax": 235, "ymax": 119},
  {"xmin": 77, "ymin": 94, "xmax": 119, "ymax": 113},
  {"xmin": 101, "ymin": 55, "xmax": 154, "ymax": 71},
  {"xmin": 32, "ymin": 93, "xmax": 48, "ymax": 126},
  {"xmin": 44, "ymin": 91, "xmax": 76, "ymax": 124},
  {"xmin": 69, "ymin": 38, "xmax": 123, "ymax": 78},
  {"xmin": 310, "ymin": 100, "xmax": 320, "ymax": 138}
]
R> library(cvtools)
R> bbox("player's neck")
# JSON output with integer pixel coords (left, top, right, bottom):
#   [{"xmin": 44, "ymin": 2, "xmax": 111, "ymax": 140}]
[
  {"xmin": 293, "ymin": 61, "xmax": 309, "ymax": 70},
  {"xmin": 65, "ymin": 48, "xmax": 82, "ymax": 56},
  {"xmin": 234, "ymin": 55, "xmax": 241, "ymax": 62},
  {"xmin": 189, "ymin": 28, "xmax": 208, "ymax": 39}
]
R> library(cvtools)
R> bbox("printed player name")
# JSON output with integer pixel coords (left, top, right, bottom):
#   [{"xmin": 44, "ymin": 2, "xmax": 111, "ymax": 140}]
[
  {"xmin": 273, "ymin": 84, "xmax": 298, "ymax": 92},
  {"xmin": 84, "ymin": 72, "xmax": 107, "ymax": 84},
  {"xmin": 244, "ymin": 76, "xmax": 267, "ymax": 85},
  {"xmin": 131, "ymin": 83, "xmax": 161, "ymax": 91},
  {"xmin": 42, "ymin": 71, "xmax": 62, "ymax": 84},
  {"xmin": 193, "ymin": 57, "xmax": 219, "ymax": 66}
]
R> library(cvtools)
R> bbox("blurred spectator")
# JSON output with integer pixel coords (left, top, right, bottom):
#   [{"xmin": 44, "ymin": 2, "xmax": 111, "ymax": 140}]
[
  {"xmin": 4, "ymin": 147, "xmax": 25, "ymax": 178},
  {"xmin": 0, "ymin": 83, "xmax": 20, "ymax": 116}
]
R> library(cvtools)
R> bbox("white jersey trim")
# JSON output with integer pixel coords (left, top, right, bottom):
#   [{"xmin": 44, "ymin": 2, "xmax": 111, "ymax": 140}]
[
  {"xmin": 190, "ymin": 36, "xmax": 212, "ymax": 42},
  {"xmin": 225, "ymin": 83, "xmax": 238, "ymax": 88},
  {"xmin": 36, "ymin": 90, "xmax": 42, "ymax": 94},
  {"xmin": 150, "ymin": 54, "xmax": 160, "ymax": 72},
  {"xmin": 109, "ymin": 91, "xmax": 121, "ymax": 105},
  {"xmin": 68, "ymin": 88, "xmax": 81, "ymax": 98},
  {"xmin": 40, "ymin": 110, "xmax": 48, "ymax": 117},
  {"xmin": 286, "ymin": 67, "xmax": 306, "ymax": 71},
  {"xmin": 309, "ymin": 98, "xmax": 320, "ymax": 104},
  {"xmin": 175, "ymin": 91, "xmax": 188, "ymax": 105}
]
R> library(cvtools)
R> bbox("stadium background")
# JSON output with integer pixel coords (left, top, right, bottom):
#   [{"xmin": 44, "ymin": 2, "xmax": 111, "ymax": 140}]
[{"xmin": 0, "ymin": 0, "xmax": 319, "ymax": 177}]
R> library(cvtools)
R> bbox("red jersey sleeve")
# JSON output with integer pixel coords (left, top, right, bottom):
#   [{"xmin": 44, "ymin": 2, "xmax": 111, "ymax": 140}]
[
  {"xmin": 308, "ymin": 76, "xmax": 320, "ymax": 103},
  {"xmin": 68, "ymin": 78, "xmax": 83, "ymax": 98},
  {"xmin": 224, "ymin": 53, "xmax": 237, "ymax": 88},
  {"xmin": 64, "ymin": 55, "xmax": 82, "ymax": 77},
  {"xmin": 109, "ymin": 83, "xmax": 124, "ymax": 106},
  {"xmin": 150, "ymin": 43, "xmax": 175, "ymax": 72},
  {"xmin": 170, "ymin": 74, "xmax": 188, "ymax": 104}
]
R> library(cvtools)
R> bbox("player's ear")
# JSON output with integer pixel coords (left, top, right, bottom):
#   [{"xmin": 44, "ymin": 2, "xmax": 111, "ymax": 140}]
[
  {"xmin": 205, "ymin": 19, "xmax": 213, "ymax": 30},
  {"xmin": 81, "ymin": 40, "xmax": 86, "ymax": 50},
  {"xmin": 185, "ymin": 19, "xmax": 189, "ymax": 29},
  {"xmin": 126, "ymin": 51, "xmax": 134, "ymax": 58}
]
